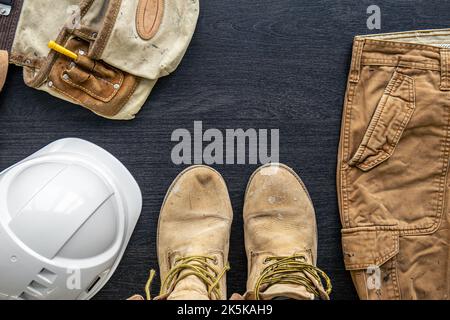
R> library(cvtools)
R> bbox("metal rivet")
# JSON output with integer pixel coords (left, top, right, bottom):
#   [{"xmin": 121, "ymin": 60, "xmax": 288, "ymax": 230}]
[
  {"xmin": 69, "ymin": 62, "xmax": 76, "ymax": 68},
  {"xmin": 113, "ymin": 83, "xmax": 120, "ymax": 90},
  {"xmin": 25, "ymin": 59, "xmax": 31, "ymax": 65},
  {"xmin": 78, "ymin": 50, "xmax": 85, "ymax": 56},
  {"xmin": 62, "ymin": 73, "xmax": 69, "ymax": 80},
  {"xmin": 10, "ymin": 256, "xmax": 17, "ymax": 263},
  {"xmin": 48, "ymin": 81, "xmax": 53, "ymax": 87},
  {"xmin": 92, "ymin": 32, "xmax": 98, "ymax": 38}
]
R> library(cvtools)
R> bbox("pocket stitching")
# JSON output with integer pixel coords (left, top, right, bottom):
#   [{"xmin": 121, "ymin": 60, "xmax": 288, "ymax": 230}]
[
  {"xmin": 349, "ymin": 74, "xmax": 402, "ymax": 165},
  {"xmin": 61, "ymin": 67, "xmax": 124, "ymax": 103},
  {"xmin": 358, "ymin": 86, "xmax": 415, "ymax": 170},
  {"xmin": 350, "ymin": 72, "xmax": 415, "ymax": 170},
  {"xmin": 345, "ymin": 235, "xmax": 398, "ymax": 270}
]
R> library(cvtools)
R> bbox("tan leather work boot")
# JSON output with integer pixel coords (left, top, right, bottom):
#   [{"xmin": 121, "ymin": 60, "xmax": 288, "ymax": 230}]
[
  {"xmin": 154, "ymin": 165, "xmax": 233, "ymax": 300},
  {"xmin": 237, "ymin": 163, "xmax": 332, "ymax": 300},
  {"xmin": 0, "ymin": 50, "xmax": 8, "ymax": 92}
]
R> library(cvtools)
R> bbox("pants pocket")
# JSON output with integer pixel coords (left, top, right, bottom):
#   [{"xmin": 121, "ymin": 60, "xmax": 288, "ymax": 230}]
[
  {"xmin": 342, "ymin": 229, "xmax": 401, "ymax": 300},
  {"xmin": 348, "ymin": 71, "xmax": 416, "ymax": 171},
  {"xmin": 340, "ymin": 65, "xmax": 450, "ymax": 232}
]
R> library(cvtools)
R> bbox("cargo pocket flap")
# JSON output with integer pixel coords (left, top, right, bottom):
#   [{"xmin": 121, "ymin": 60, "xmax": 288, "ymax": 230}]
[
  {"xmin": 342, "ymin": 229, "xmax": 399, "ymax": 271},
  {"xmin": 348, "ymin": 71, "xmax": 415, "ymax": 172}
]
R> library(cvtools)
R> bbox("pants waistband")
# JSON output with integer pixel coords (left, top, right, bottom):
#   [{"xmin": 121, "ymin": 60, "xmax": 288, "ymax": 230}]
[
  {"xmin": 0, "ymin": 0, "xmax": 23, "ymax": 53},
  {"xmin": 349, "ymin": 28, "xmax": 450, "ymax": 91}
]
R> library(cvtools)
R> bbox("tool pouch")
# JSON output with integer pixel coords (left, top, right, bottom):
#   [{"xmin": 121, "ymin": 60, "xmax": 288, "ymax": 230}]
[
  {"xmin": 3, "ymin": 0, "xmax": 199, "ymax": 120},
  {"xmin": 48, "ymin": 37, "xmax": 138, "ymax": 118}
]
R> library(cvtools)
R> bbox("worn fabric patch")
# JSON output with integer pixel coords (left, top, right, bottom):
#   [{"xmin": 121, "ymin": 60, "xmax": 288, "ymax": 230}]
[{"xmin": 136, "ymin": 0, "xmax": 164, "ymax": 40}]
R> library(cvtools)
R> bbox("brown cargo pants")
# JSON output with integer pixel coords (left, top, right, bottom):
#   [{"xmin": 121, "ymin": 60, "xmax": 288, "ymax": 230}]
[{"xmin": 338, "ymin": 29, "xmax": 450, "ymax": 300}]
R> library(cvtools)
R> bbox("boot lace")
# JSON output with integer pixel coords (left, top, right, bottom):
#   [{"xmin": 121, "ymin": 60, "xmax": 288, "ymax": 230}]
[
  {"xmin": 144, "ymin": 256, "xmax": 230, "ymax": 300},
  {"xmin": 254, "ymin": 254, "xmax": 332, "ymax": 300}
]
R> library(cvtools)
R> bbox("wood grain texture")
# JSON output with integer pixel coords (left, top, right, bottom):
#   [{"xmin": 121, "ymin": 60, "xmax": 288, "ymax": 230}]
[{"xmin": 0, "ymin": 0, "xmax": 446, "ymax": 300}]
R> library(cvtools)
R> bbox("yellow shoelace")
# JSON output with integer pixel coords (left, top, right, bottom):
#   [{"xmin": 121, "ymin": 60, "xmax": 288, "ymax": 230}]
[
  {"xmin": 254, "ymin": 254, "xmax": 332, "ymax": 300},
  {"xmin": 144, "ymin": 256, "xmax": 230, "ymax": 300}
]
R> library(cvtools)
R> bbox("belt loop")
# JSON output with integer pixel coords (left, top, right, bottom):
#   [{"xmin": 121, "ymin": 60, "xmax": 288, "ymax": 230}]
[
  {"xmin": 349, "ymin": 38, "xmax": 365, "ymax": 84},
  {"xmin": 440, "ymin": 48, "xmax": 450, "ymax": 91}
]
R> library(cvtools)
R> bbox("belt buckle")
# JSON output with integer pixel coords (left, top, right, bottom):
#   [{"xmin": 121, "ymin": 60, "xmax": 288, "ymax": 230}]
[{"xmin": 0, "ymin": 0, "xmax": 12, "ymax": 16}]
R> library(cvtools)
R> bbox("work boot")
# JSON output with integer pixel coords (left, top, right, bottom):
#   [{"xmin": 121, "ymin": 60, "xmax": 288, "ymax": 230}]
[
  {"xmin": 237, "ymin": 163, "xmax": 332, "ymax": 300},
  {"xmin": 155, "ymin": 165, "xmax": 233, "ymax": 300},
  {"xmin": 0, "ymin": 50, "xmax": 8, "ymax": 92}
]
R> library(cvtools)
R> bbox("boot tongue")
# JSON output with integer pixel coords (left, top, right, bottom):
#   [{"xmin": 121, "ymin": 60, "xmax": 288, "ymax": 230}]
[
  {"xmin": 167, "ymin": 274, "xmax": 210, "ymax": 300},
  {"xmin": 253, "ymin": 254, "xmax": 330, "ymax": 301},
  {"xmin": 261, "ymin": 283, "xmax": 315, "ymax": 300},
  {"xmin": 258, "ymin": 271, "xmax": 330, "ymax": 300}
]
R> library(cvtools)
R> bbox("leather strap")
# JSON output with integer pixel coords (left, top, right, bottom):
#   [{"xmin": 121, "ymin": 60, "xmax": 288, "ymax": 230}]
[{"xmin": 0, "ymin": 0, "xmax": 23, "ymax": 52}]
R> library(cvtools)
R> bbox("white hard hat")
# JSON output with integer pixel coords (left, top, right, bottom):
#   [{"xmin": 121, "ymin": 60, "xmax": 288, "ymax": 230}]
[{"xmin": 0, "ymin": 138, "xmax": 142, "ymax": 300}]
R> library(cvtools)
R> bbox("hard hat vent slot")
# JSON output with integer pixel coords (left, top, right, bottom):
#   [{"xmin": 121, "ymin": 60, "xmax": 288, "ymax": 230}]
[
  {"xmin": 27, "ymin": 281, "xmax": 48, "ymax": 295},
  {"xmin": 18, "ymin": 277, "xmax": 53, "ymax": 300},
  {"xmin": 18, "ymin": 292, "xmax": 38, "ymax": 300},
  {"xmin": 37, "ymin": 268, "xmax": 57, "ymax": 284},
  {"xmin": 87, "ymin": 276, "xmax": 102, "ymax": 293}
]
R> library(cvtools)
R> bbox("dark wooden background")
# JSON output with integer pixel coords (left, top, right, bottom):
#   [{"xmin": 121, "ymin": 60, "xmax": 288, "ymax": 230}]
[{"xmin": 0, "ymin": 0, "xmax": 448, "ymax": 300}]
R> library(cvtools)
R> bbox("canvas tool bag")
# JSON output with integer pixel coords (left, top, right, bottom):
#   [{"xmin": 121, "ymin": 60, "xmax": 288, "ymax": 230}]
[{"xmin": 0, "ymin": 0, "xmax": 199, "ymax": 119}]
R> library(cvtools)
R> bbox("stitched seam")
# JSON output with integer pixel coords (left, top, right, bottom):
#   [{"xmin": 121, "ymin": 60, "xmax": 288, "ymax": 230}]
[
  {"xmin": 341, "ymin": 221, "xmax": 440, "ymax": 234},
  {"xmin": 98, "ymin": 0, "xmax": 121, "ymax": 54},
  {"xmin": 64, "ymin": 77, "xmax": 116, "ymax": 102},
  {"xmin": 363, "ymin": 39, "xmax": 442, "ymax": 52},
  {"xmin": 433, "ymin": 99, "xmax": 450, "ymax": 230},
  {"xmin": 442, "ymin": 50, "xmax": 447, "ymax": 88},
  {"xmin": 344, "ymin": 232, "xmax": 399, "ymax": 269},
  {"xmin": 362, "ymin": 58, "xmax": 440, "ymax": 70},
  {"xmin": 442, "ymin": 50, "xmax": 450, "ymax": 89},
  {"xmin": 136, "ymin": 0, "xmax": 144, "ymax": 39},
  {"xmin": 118, "ymin": 77, "xmax": 140, "ymax": 113},
  {"xmin": 341, "ymin": 41, "xmax": 363, "ymax": 228},
  {"xmin": 350, "ymin": 40, "xmax": 363, "ymax": 82},
  {"xmin": 136, "ymin": 0, "xmax": 165, "ymax": 40},
  {"xmin": 79, "ymin": 0, "xmax": 94, "ymax": 16},
  {"xmin": 73, "ymin": 29, "xmax": 96, "ymax": 40},
  {"xmin": 51, "ymin": 77, "xmax": 137, "ymax": 117},
  {"xmin": 363, "ymin": 31, "xmax": 450, "ymax": 42},
  {"xmin": 100, "ymin": 1, "xmax": 121, "ymax": 52},
  {"xmin": 390, "ymin": 257, "xmax": 401, "ymax": 299},
  {"xmin": 341, "ymin": 82, "xmax": 357, "ymax": 228},
  {"xmin": 360, "ymin": 29, "xmax": 450, "ymax": 37},
  {"xmin": 51, "ymin": 85, "xmax": 84, "ymax": 106},
  {"xmin": 62, "ymin": 69, "xmax": 124, "ymax": 102},
  {"xmin": 91, "ymin": 0, "xmax": 122, "ymax": 59}
]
